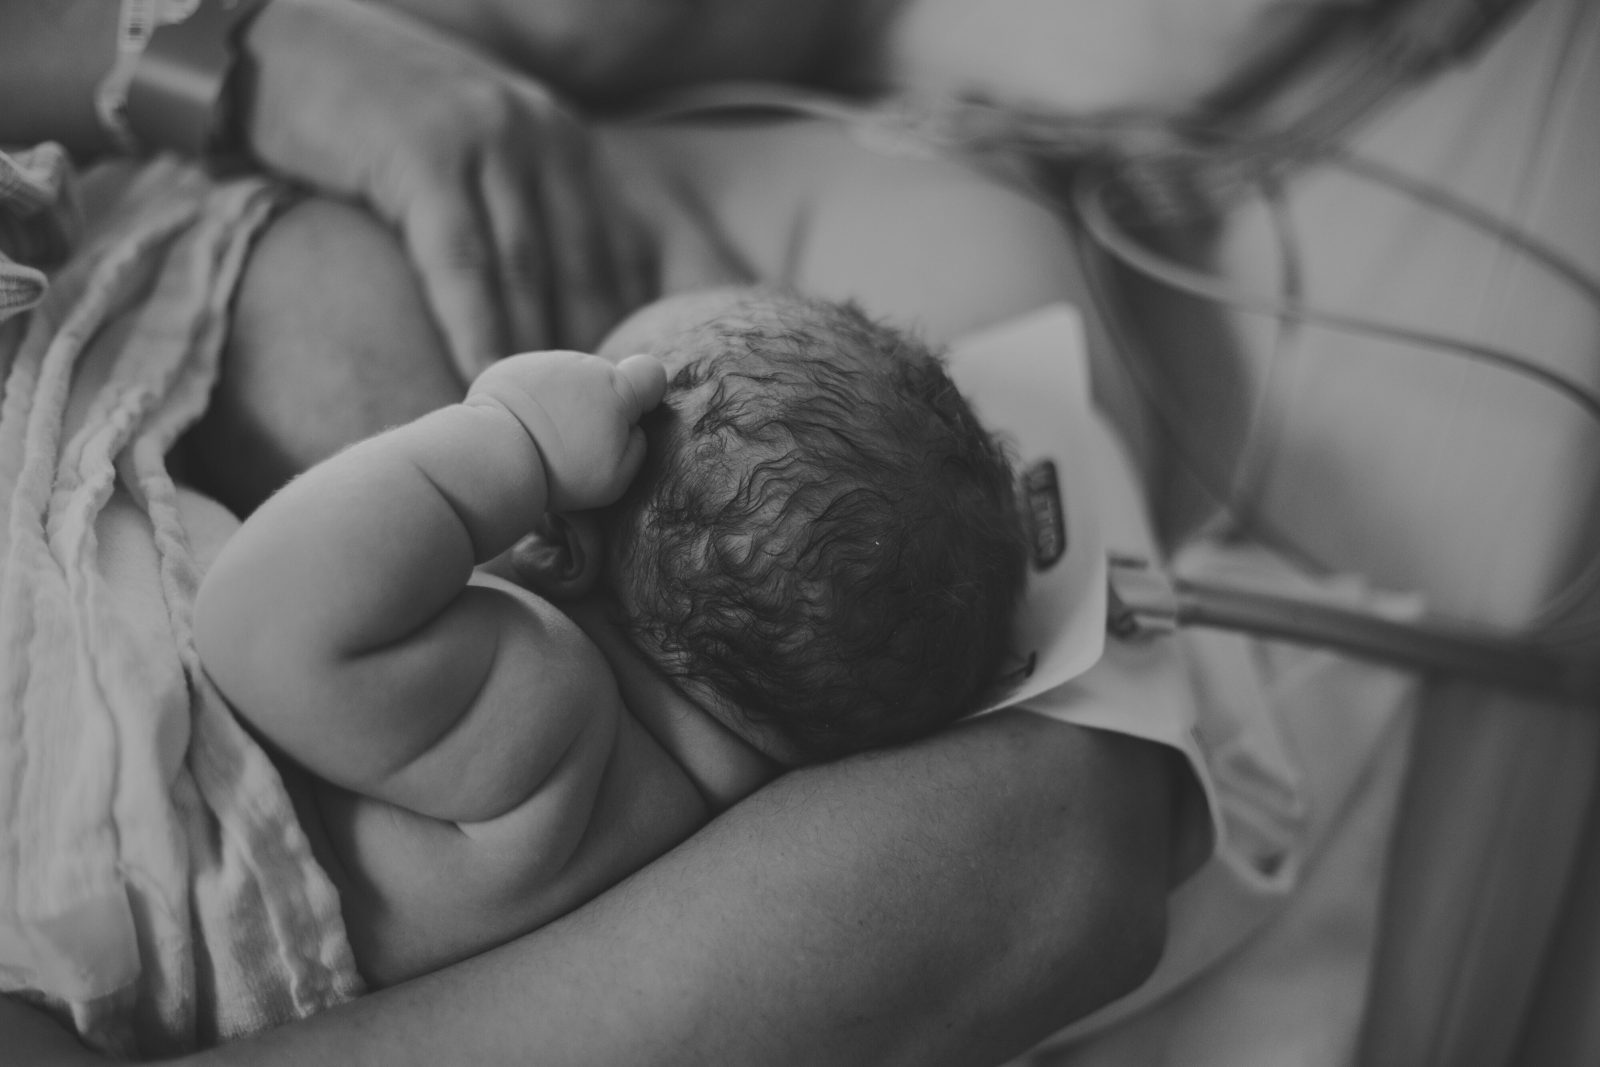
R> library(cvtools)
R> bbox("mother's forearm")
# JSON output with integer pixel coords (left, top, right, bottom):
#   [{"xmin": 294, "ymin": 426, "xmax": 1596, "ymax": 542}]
[{"xmin": 182, "ymin": 710, "xmax": 1176, "ymax": 1067}]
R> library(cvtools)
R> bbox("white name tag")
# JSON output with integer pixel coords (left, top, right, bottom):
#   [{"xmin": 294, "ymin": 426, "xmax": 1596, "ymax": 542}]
[{"xmin": 945, "ymin": 304, "xmax": 1109, "ymax": 713}]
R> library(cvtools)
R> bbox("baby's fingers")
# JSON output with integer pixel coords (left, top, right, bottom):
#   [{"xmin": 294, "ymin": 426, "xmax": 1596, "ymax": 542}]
[{"xmin": 613, "ymin": 353, "xmax": 668, "ymax": 422}]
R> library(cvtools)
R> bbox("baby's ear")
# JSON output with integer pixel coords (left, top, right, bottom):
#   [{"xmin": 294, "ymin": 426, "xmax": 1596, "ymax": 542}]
[{"xmin": 509, "ymin": 514, "xmax": 603, "ymax": 601}]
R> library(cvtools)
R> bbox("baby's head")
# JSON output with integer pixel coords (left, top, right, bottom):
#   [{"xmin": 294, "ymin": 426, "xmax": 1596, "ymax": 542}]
[{"xmin": 593, "ymin": 289, "xmax": 1029, "ymax": 764}]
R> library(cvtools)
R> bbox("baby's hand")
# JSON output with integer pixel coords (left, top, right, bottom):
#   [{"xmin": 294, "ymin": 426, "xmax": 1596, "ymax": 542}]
[{"xmin": 466, "ymin": 351, "xmax": 668, "ymax": 512}]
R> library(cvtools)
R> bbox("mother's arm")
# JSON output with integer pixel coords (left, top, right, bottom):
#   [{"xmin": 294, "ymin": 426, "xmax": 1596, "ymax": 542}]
[{"xmin": 190, "ymin": 711, "xmax": 1177, "ymax": 1067}]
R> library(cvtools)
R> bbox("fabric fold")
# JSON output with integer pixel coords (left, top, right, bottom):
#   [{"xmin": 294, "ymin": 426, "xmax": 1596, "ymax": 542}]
[{"xmin": 0, "ymin": 152, "xmax": 362, "ymax": 1058}]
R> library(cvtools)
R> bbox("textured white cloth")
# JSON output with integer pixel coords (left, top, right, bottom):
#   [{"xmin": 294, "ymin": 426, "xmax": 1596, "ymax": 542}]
[
  {"xmin": 0, "ymin": 143, "xmax": 76, "ymax": 326},
  {"xmin": 0, "ymin": 153, "xmax": 362, "ymax": 1058}
]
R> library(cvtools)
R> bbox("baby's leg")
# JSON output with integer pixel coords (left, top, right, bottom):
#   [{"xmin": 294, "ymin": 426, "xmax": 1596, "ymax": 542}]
[{"xmin": 184, "ymin": 198, "xmax": 463, "ymax": 514}]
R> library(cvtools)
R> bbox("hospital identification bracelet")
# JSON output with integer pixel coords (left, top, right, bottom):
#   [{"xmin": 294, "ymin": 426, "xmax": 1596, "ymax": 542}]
[{"xmin": 117, "ymin": 0, "xmax": 274, "ymax": 158}]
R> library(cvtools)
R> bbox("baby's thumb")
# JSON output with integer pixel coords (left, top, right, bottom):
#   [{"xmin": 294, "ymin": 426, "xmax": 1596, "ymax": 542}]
[{"xmin": 613, "ymin": 353, "xmax": 668, "ymax": 422}]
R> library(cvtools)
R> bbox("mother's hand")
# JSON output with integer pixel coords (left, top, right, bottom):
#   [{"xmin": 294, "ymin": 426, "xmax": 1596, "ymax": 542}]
[{"xmin": 241, "ymin": 0, "xmax": 654, "ymax": 379}]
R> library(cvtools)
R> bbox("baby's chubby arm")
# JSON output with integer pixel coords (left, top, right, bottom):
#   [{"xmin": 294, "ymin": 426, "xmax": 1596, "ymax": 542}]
[{"xmin": 194, "ymin": 352, "xmax": 667, "ymax": 824}]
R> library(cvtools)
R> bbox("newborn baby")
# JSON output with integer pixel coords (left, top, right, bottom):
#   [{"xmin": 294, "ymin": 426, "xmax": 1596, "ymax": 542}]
[{"xmin": 195, "ymin": 287, "xmax": 1027, "ymax": 985}]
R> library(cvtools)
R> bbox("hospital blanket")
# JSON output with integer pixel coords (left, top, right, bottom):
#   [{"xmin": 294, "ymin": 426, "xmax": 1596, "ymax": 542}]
[{"xmin": 0, "ymin": 148, "xmax": 362, "ymax": 1057}]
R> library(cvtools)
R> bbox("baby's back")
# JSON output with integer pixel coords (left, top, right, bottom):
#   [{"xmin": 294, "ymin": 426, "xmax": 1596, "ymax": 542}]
[{"xmin": 270, "ymin": 575, "xmax": 713, "ymax": 988}]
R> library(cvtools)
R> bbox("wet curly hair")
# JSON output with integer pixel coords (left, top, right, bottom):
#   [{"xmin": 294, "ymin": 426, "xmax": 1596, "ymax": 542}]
[{"xmin": 606, "ymin": 291, "xmax": 1028, "ymax": 764}]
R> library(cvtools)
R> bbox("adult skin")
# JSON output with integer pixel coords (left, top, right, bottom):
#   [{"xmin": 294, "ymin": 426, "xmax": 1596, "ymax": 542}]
[
  {"xmin": 0, "ymin": 0, "xmax": 1326, "ymax": 386},
  {"xmin": 3, "ymin": 120, "xmax": 1195, "ymax": 1064}
]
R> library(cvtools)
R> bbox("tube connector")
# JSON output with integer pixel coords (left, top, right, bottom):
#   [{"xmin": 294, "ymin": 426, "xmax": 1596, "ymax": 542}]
[{"xmin": 1106, "ymin": 555, "xmax": 1178, "ymax": 640}]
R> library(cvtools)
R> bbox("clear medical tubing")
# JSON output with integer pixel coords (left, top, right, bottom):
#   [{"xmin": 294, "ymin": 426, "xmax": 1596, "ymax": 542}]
[{"xmin": 1172, "ymin": 575, "xmax": 1599, "ymax": 702}]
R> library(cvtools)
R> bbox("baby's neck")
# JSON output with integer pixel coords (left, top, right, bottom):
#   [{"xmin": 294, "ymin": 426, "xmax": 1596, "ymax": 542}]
[{"xmin": 563, "ymin": 597, "xmax": 780, "ymax": 811}]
